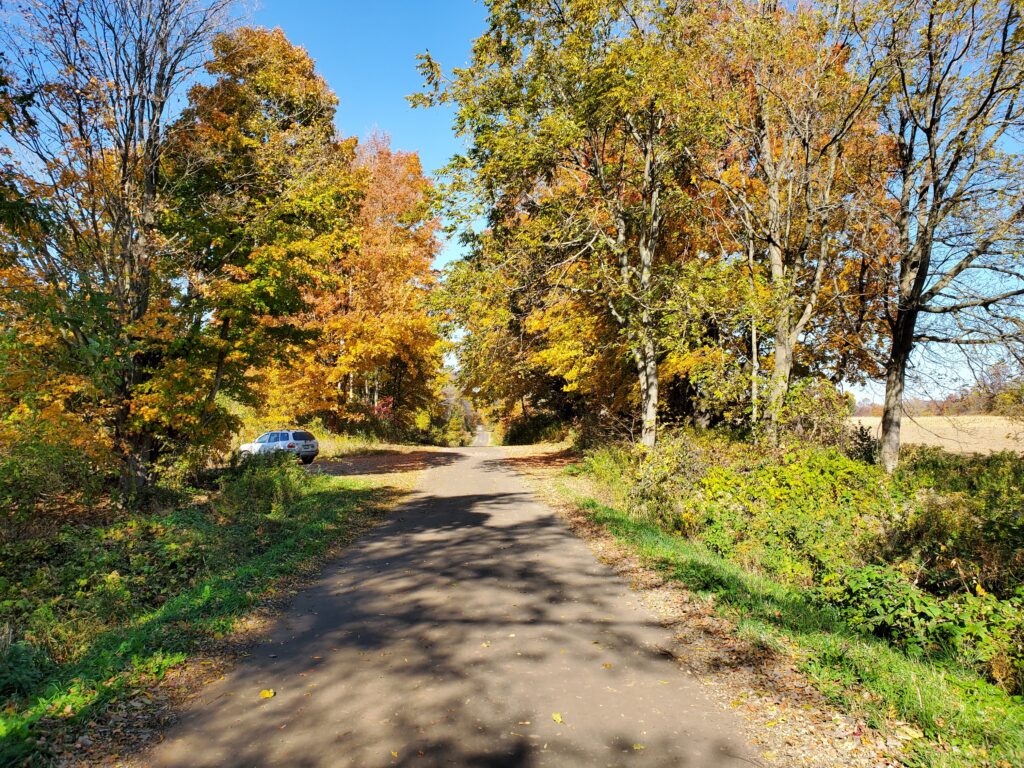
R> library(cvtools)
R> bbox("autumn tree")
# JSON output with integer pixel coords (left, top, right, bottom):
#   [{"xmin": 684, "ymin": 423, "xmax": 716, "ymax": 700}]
[
  {"xmin": 690, "ymin": 0, "xmax": 888, "ymax": 434},
  {"xmin": 417, "ymin": 0, "xmax": 708, "ymax": 447},
  {"xmin": 160, "ymin": 27, "xmax": 369, "ymax": 446},
  {"xmin": 863, "ymin": 0, "xmax": 1024, "ymax": 470},
  {"xmin": 269, "ymin": 132, "xmax": 442, "ymax": 428},
  {"xmin": 0, "ymin": 0, "xmax": 240, "ymax": 491}
]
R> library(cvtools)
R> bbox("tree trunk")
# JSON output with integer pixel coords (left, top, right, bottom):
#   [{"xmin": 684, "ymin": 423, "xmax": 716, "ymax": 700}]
[
  {"xmin": 880, "ymin": 308, "xmax": 917, "ymax": 472},
  {"xmin": 636, "ymin": 335, "xmax": 659, "ymax": 448},
  {"xmin": 767, "ymin": 311, "xmax": 793, "ymax": 437},
  {"xmin": 119, "ymin": 432, "xmax": 155, "ymax": 498}
]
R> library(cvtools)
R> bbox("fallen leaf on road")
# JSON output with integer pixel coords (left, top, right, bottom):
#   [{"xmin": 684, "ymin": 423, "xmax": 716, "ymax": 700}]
[
  {"xmin": 632, "ymin": 744, "xmax": 645, "ymax": 751},
  {"xmin": 391, "ymin": 751, "xmax": 398, "ymax": 758},
  {"xmin": 602, "ymin": 662, "xmax": 613, "ymax": 669},
  {"xmin": 552, "ymin": 712, "xmax": 563, "ymax": 724},
  {"xmin": 259, "ymin": 689, "xmax": 275, "ymax": 699}
]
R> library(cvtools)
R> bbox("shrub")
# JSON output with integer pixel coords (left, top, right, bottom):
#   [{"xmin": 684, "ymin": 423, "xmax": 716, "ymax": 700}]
[
  {"xmin": 819, "ymin": 565, "xmax": 945, "ymax": 655},
  {"xmin": 0, "ymin": 420, "xmax": 113, "ymax": 542},
  {"xmin": 891, "ymin": 448, "xmax": 1024, "ymax": 598},
  {"xmin": 843, "ymin": 423, "xmax": 880, "ymax": 464},
  {"xmin": 501, "ymin": 411, "xmax": 570, "ymax": 445},
  {"xmin": 820, "ymin": 566, "xmax": 1024, "ymax": 693},
  {"xmin": 0, "ymin": 624, "xmax": 50, "ymax": 700},
  {"xmin": 622, "ymin": 435, "xmax": 707, "ymax": 531},
  {"xmin": 693, "ymin": 448, "xmax": 898, "ymax": 585},
  {"xmin": 219, "ymin": 452, "xmax": 305, "ymax": 519},
  {"xmin": 775, "ymin": 378, "xmax": 852, "ymax": 448}
]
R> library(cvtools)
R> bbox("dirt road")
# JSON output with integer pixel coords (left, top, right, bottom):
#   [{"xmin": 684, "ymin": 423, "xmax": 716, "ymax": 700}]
[{"xmin": 146, "ymin": 447, "xmax": 759, "ymax": 767}]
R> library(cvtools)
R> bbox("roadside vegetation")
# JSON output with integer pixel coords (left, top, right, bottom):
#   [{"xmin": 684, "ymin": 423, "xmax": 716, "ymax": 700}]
[
  {"xmin": 0, "ymin": 4, "xmax": 478, "ymax": 763},
  {"xmin": 0, "ymin": 455, "xmax": 402, "ymax": 764},
  {"xmin": 3, "ymin": 0, "xmax": 1024, "ymax": 765},
  {"xmin": 552, "ymin": 428, "xmax": 1024, "ymax": 767},
  {"xmin": 428, "ymin": 2, "xmax": 1024, "ymax": 761}
]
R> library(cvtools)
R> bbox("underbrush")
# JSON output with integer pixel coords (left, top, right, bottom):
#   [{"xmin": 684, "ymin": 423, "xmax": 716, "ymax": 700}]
[
  {"xmin": 0, "ymin": 418, "xmax": 116, "ymax": 544},
  {"xmin": 496, "ymin": 411, "xmax": 572, "ymax": 445},
  {"xmin": 574, "ymin": 498, "xmax": 1024, "ymax": 767},
  {"xmin": 571, "ymin": 431, "xmax": 1024, "ymax": 766},
  {"xmin": 0, "ymin": 454, "xmax": 393, "ymax": 764}
]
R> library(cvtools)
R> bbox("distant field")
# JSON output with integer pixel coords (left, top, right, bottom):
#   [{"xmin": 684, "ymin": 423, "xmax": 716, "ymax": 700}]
[{"xmin": 851, "ymin": 414, "xmax": 1023, "ymax": 454}]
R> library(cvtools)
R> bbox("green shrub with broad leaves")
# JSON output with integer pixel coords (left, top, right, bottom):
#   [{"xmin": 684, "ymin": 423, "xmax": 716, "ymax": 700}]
[
  {"xmin": 820, "ymin": 565, "xmax": 1024, "ymax": 693},
  {"xmin": 579, "ymin": 428, "xmax": 1024, "ymax": 695}
]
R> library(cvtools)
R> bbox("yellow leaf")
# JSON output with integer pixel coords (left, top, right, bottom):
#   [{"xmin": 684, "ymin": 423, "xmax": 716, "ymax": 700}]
[
  {"xmin": 552, "ymin": 712, "xmax": 563, "ymax": 724},
  {"xmin": 896, "ymin": 724, "xmax": 923, "ymax": 740},
  {"xmin": 391, "ymin": 751, "xmax": 398, "ymax": 758},
  {"xmin": 259, "ymin": 689, "xmax": 275, "ymax": 699},
  {"xmin": 633, "ymin": 744, "xmax": 645, "ymax": 751}
]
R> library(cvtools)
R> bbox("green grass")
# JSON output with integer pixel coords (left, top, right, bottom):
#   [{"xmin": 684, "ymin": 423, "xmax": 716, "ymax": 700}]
[
  {"xmin": 0, "ymin": 460, "xmax": 399, "ymax": 765},
  {"xmin": 565, "ymin": 490, "xmax": 1024, "ymax": 767}
]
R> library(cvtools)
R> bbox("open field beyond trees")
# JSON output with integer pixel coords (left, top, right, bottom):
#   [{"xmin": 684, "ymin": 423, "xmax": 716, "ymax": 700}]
[{"xmin": 851, "ymin": 416, "xmax": 1024, "ymax": 455}]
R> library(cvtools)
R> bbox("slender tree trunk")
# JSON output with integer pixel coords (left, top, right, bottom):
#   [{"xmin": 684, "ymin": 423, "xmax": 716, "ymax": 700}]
[
  {"xmin": 750, "ymin": 322, "xmax": 759, "ymax": 422},
  {"xmin": 880, "ymin": 308, "xmax": 917, "ymax": 472},
  {"xmin": 747, "ymin": 236, "xmax": 760, "ymax": 423},
  {"xmin": 768, "ymin": 310, "xmax": 793, "ymax": 436},
  {"xmin": 635, "ymin": 334, "xmax": 659, "ymax": 448}
]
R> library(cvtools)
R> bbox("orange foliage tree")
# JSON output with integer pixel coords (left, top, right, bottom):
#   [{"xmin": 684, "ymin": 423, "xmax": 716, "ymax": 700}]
[{"xmin": 263, "ymin": 132, "xmax": 442, "ymax": 431}]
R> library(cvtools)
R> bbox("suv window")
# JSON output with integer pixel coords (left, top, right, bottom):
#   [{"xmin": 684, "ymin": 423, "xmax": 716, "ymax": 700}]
[
  {"xmin": 273, "ymin": 432, "xmax": 288, "ymax": 442},
  {"xmin": 256, "ymin": 433, "xmax": 271, "ymax": 444},
  {"xmin": 293, "ymin": 431, "xmax": 315, "ymax": 441}
]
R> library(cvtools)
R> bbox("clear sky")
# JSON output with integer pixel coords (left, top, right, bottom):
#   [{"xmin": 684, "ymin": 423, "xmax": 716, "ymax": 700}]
[{"xmin": 252, "ymin": 0, "xmax": 488, "ymax": 266}]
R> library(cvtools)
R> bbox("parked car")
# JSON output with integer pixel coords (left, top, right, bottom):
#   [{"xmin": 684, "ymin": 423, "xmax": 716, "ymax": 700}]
[{"xmin": 239, "ymin": 429, "xmax": 319, "ymax": 465}]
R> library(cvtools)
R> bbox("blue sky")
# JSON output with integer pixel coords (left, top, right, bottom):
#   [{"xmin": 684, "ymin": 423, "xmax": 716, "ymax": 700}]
[{"xmin": 253, "ymin": 0, "xmax": 487, "ymax": 266}]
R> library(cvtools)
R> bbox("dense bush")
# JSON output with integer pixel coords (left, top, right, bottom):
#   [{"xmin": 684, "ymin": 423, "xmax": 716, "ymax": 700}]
[
  {"xmin": 0, "ymin": 626, "xmax": 50, "ymax": 699},
  {"xmin": 579, "ymin": 430, "xmax": 1024, "ymax": 693},
  {"xmin": 220, "ymin": 452, "xmax": 305, "ymax": 519},
  {"xmin": 0, "ymin": 418, "xmax": 114, "ymax": 542},
  {"xmin": 820, "ymin": 565, "xmax": 1024, "ymax": 693},
  {"xmin": 891, "ymin": 448, "xmax": 1024, "ymax": 598},
  {"xmin": 775, "ymin": 377, "xmax": 855, "ymax": 447},
  {"xmin": 694, "ymin": 449, "xmax": 897, "ymax": 584},
  {"xmin": 499, "ymin": 410, "xmax": 571, "ymax": 445},
  {"xmin": 592, "ymin": 432, "xmax": 897, "ymax": 585}
]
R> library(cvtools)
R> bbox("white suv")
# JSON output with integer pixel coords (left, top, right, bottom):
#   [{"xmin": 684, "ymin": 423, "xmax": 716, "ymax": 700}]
[{"xmin": 239, "ymin": 430, "xmax": 319, "ymax": 465}]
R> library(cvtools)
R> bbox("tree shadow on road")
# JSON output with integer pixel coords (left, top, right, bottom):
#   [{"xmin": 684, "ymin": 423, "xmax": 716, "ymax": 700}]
[
  {"xmin": 145, "ymin": 481, "xmax": 761, "ymax": 768},
  {"xmin": 314, "ymin": 449, "xmax": 463, "ymax": 476}
]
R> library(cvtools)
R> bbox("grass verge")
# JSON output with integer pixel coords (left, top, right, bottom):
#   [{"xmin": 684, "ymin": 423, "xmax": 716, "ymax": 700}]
[
  {"xmin": 560, "ymin": 486, "xmax": 1024, "ymax": 768},
  {"xmin": 0, "ymin": 458, "xmax": 403, "ymax": 765}
]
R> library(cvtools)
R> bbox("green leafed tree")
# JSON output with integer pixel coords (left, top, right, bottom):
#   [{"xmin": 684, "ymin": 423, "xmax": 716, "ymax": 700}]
[{"xmin": 415, "ymin": 0, "xmax": 711, "ymax": 447}]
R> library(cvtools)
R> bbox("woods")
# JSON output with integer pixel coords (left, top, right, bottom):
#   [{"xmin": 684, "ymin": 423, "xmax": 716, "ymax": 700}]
[
  {"xmin": 422, "ymin": 0, "xmax": 1024, "ymax": 461},
  {"xmin": 0, "ymin": 6, "xmax": 443, "ymax": 501}
]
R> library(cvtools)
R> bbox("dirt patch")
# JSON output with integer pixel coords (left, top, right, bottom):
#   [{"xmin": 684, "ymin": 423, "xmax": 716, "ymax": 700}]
[
  {"xmin": 503, "ymin": 444, "xmax": 905, "ymax": 768},
  {"xmin": 313, "ymin": 448, "xmax": 462, "ymax": 476}
]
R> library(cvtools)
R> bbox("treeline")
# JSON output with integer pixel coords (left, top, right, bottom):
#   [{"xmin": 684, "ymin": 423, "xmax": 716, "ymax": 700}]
[
  {"xmin": 421, "ymin": 0, "xmax": 1024, "ymax": 469},
  {"xmin": 0, "ymin": 2, "xmax": 443, "ymax": 499}
]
